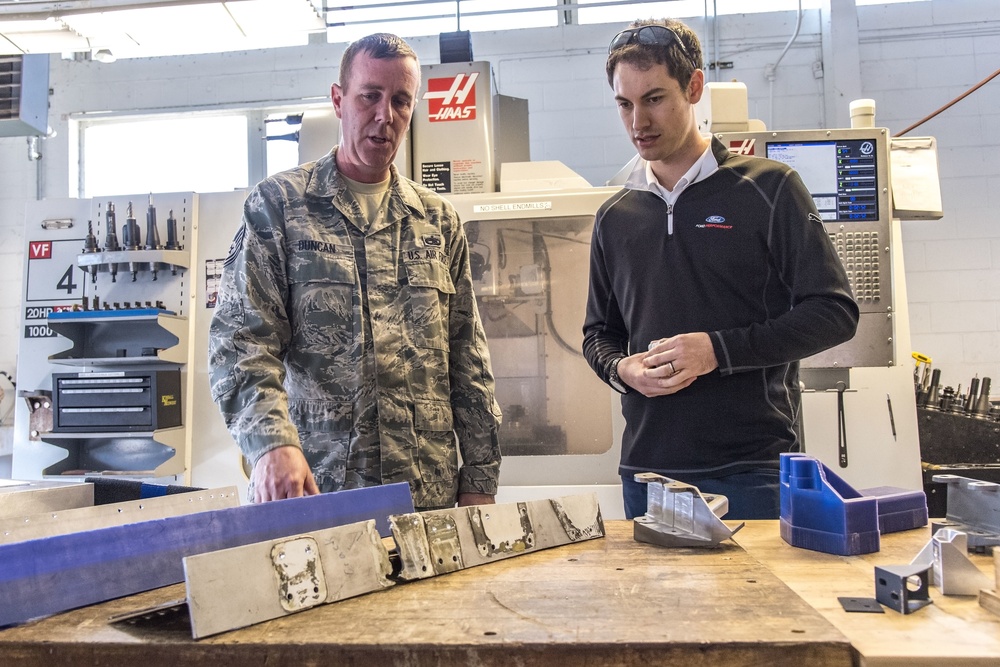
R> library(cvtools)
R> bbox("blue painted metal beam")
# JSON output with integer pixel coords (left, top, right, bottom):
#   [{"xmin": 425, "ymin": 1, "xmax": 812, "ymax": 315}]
[{"xmin": 0, "ymin": 483, "xmax": 413, "ymax": 627}]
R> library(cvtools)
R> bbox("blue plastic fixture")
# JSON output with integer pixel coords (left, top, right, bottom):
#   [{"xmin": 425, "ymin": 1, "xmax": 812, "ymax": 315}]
[
  {"xmin": 780, "ymin": 452, "xmax": 881, "ymax": 555},
  {"xmin": 780, "ymin": 453, "xmax": 928, "ymax": 556}
]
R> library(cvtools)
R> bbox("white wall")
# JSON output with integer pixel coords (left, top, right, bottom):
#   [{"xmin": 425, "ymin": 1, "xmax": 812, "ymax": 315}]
[
  {"xmin": 0, "ymin": 138, "xmax": 32, "ymax": 372},
  {"xmin": 0, "ymin": 0, "xmax": 998, "ymax": 411},
  {"xmin": 859, "ymin": 1, "xmax": 1000, "ymax": 391}
]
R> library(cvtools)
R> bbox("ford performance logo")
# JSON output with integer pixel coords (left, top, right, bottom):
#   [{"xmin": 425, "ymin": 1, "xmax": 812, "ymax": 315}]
[{"xmin": 697, "ymin": 214, "xmax": 733, "ymax": 230}]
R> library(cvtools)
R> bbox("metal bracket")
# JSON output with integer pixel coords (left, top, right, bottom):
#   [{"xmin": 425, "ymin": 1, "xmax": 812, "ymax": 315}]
[
  {"xmin": 391, "ymin": 493, "xmax": 604, "ymax": 582},
  {"xmin": 41, "ymin": 218, "xmax": 74, "ymax": 230},
  {"xmin": 632, "ymin": 473, "xmax": 744, "ymax": 548},
  {"xmin": 17, "ymin": 390, "xmax": 52, "ymax": 440},
  {"xmin": 426, "ymin": 512, "xmax": 465, "ymax": 574},
  {"xmin": 184, "ymin": 519, "xmax": 394, "ymax": 638},
  {"xmin": 271, "ymin": 536, "xmax": 327, "ymax": 612},
  {"xmin": 931, "ymin": 475, "xmax": 1000, "ymax": 553},
  {"xmin": 874, "ymin": 563, "xmax": 933, "ymax": 614},
  {"xmin": 911, "ymin": 527, "xmax": 993, "ymax": 595},
  {"xmin": 469, "ymin": 501, "xmax": 534, "ymax": 558},
  {"xmin": 931, "ymin": 475, "xmax": 1000, "ymax": 551}
]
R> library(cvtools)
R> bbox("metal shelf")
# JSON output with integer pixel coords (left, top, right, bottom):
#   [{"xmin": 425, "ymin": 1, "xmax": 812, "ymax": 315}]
[
  {"xmin": 77, "ymin": 248, "xmax": 189, "ymax": 271},
  {"xmin": 38, "ymin": 427, "xmax": 185, "ymax": 477},
  {"xmin": 47, "ymin": 312, "xmax": 188, "ymax": 366}
]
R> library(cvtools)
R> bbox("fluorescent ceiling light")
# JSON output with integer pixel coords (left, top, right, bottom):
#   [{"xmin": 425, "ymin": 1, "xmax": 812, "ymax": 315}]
[
  {"xmin": 1, "ymin": 0, "xmax": 324, "ymax": 59},
  {"xmin": 225, "ymin": 0, "xmax": 324, "ymax": 37},
  {"xmin": 0, "ymin": 17, "xmax": 90, "ymax": 55},
  {"xmin": 63, "ymin": 5, "xmax": 246, "ymax": 49}
]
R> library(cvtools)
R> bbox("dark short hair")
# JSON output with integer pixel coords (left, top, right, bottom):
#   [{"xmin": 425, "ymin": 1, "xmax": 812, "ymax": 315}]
[
  {"xmin": 605, "ymin": 18, "xmax": 703, "ymax": 90},
  {"xmin": 339, "ymin": 32, "xmax": 419, "ymax": 89}
]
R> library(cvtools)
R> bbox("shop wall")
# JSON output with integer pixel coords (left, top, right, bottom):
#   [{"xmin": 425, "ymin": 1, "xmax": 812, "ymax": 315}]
[
  {"xmin": 0, "ymin": 0, "xmax": 997, "ymax": 404},
  {"xmin": 858, "ymin": 1, "xmax": 1000, "ymax": 389}
]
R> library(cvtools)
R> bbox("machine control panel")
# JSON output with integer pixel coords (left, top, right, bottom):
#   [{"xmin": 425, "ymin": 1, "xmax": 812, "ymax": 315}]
[
  {"xmin": 830, "ymin": 227, "xmax": 884, "ymax": 305},
  {"xmin": 717, "ymin": 127, "xmax": 895, "ymax": 368}
]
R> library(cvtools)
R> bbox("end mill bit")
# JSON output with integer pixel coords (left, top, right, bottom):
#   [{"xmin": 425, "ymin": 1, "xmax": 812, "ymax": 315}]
[
  {"xmin": 145, "ymin": 195, "xmax": 162, "ymax": 281},
  {"xmin": 83, "ymin": 220, "xmax": 100, "ymax": 283},
  {"xmin": 973, "ymin": 377, "xmax": 992, "ymax": 417},
  {"xmin": 165, "ymin": 209, "xmax": 182, "ymax": 275},
  {"xmin": 105, "ymin": 202, "xmax": 121, "ymax": 282},
  {"xmin": 123, "ymin": 201, "xmax": 142, "ymax": 281},
  {"xmin": 965, "ymin": 376, "xmax": 980, "ymax": 414}
]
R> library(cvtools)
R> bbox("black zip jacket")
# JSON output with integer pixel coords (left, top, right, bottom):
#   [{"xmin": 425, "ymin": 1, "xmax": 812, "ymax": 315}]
[{"xmin": 582, "ymin": 137, "xmax": 860, "ymax": 480}]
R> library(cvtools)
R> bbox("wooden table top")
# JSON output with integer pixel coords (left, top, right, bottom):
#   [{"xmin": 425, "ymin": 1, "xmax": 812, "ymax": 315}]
[
  {"xmin": 2, "ymin": 520, "xmax": 851, "ymax": 667},
  {"xmin": 1, "ymin": 519, "xmax": 996, "ymax": 667},
  {"xmin": 734, "ymin": 521, "xmax": 1000, "ymax": 667}
]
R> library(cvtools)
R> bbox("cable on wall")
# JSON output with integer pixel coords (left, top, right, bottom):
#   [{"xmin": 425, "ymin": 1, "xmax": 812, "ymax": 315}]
[
  {"xmin": 895, "ymin": 66, "xmax": 1000, "ymax": 137},
  {"xmin": 765, "ymin": 0, "xmax": 803, "ymax": 130}
]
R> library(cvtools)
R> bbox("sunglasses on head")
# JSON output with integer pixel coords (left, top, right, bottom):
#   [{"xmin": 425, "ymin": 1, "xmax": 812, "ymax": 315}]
[{"xmin": 608, "ymin": 25, "xmax": 694, "ymax": 64}]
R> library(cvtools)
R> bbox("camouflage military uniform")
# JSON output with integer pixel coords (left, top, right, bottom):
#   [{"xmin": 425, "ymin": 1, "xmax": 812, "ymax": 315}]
[{"xmin": 209, "ymin": 148, "xmax": 502, "ymax": 509}]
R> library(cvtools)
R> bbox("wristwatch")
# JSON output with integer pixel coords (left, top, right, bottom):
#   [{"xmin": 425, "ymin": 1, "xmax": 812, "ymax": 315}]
[{"xmin": 607, "ymin": 356, "xmax": 629, "ymax": 394}]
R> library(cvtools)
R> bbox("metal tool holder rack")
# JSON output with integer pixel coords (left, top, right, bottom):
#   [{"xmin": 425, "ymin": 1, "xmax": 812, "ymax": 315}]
[{"xmin": 13, "ymin": 193, "xmax": 197, "ymax": 483}]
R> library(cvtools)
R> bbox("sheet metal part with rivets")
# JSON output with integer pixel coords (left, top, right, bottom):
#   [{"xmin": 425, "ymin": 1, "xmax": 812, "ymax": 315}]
[
  {"xmin": 0, "ymin": 487, "xmax": 240, "ymax": 545},
  {"xmin": 184, "ymin": 519, "xmax": 394, "ymax": 639},
  {"xmin": 391, "ymin": 493, "xmax": 604, "ymax": 582},
  {"xmin": 272, "ymin": 536, "xmax": 328, "ymax": 612}
]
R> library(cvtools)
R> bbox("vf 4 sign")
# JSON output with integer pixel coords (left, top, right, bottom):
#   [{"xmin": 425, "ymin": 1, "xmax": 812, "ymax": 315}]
[{"xmin": 423, "ymin": 72, "xmax": 478, "ymax": 122}]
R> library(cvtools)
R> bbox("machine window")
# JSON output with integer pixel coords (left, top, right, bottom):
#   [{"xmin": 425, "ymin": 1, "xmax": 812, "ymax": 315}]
[{"xmin": 468, "ymin": 214, "xmax": 613, "ymax": 457}]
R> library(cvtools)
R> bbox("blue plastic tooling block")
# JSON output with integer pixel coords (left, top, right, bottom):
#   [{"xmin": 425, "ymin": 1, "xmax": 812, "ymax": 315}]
[
  {"xmin": 0, "ymin": 482, "xmax": 414, "ymax": 627},
  {"xmin": 780, "ymin": 453, "xmax": 928, "ymax": 556},
  {"xmin": 857, "ymin": 485, "xmax": 928, "ymax": 535},
  {"xmin": 780, "ymin": 452, "xmax": 881, "ymax": 555}
]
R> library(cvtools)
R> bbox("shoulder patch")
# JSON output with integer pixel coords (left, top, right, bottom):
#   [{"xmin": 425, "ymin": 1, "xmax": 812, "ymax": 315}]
[{"xmin": 223, "ymin": 224, "xmax": 246, "ymax": 268}]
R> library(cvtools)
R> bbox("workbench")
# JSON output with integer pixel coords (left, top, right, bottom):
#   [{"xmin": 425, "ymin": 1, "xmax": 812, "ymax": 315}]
[{"xmin": 1, "ymin": 521, "xmax": 996, "ymax": 666}]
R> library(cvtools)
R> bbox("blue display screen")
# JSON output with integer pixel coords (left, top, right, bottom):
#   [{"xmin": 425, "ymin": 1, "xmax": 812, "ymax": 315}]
[{"xmin": 766, "ymin": 138, "xmax": 879, "ymax": 222}]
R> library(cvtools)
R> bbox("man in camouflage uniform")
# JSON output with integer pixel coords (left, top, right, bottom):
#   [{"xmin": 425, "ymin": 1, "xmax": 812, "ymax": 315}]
[{"xmin": 209, "ymin": 33, "xmax": 502, "ymax": 510}]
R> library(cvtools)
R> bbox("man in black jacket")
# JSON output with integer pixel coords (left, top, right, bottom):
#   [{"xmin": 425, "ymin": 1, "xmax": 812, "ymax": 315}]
[{"xmin": 583, "ymin": 18, "xmax": 860, "ymax": 519}]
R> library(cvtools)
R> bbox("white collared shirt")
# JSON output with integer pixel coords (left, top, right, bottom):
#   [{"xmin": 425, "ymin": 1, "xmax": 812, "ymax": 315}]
[
  {"xmin": 645, "ymin": 141, "xmax": 719, "ymax": 202},
  {"xmin": 635, "ymin": 139, "xmax": 719, "ymax": 234}
]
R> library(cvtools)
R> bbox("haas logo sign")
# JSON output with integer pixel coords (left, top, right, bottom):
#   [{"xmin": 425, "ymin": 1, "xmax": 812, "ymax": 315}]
[
  {"xmin": 729, "ymin": 139, "xmax": 756, "ymax": 156},
  {"xmin": 423, "ymin": 72, "xmax": 478, "ymax": 122}
]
